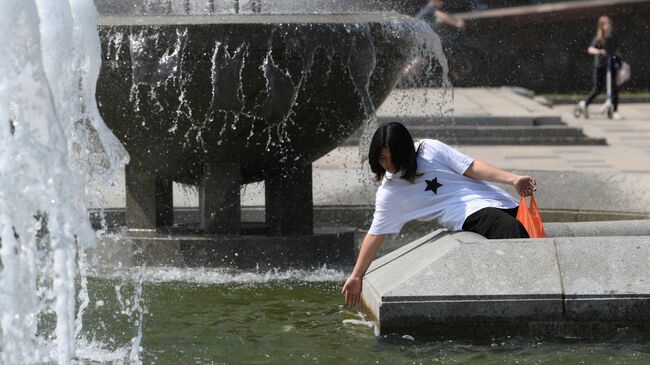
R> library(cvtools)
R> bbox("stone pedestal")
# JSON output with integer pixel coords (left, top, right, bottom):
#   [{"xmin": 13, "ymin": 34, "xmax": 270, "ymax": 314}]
[
  {"xmin": 118, "ymin": 160, "xmax": 354, "ymax": 269},
  {"xmin": 200, "ymin": 162, "xmax": 242, "ymax": 234},
  {"xmin": 265, "ymin": 164, "xmax": 314, "ymax": 235},
  {"xmin": 127, "ymin": 162, "xmax": 244, "ymax": 233},
  {"xmin": 125, "ymin": 165, "xmax": 174, "ymax": 229}
]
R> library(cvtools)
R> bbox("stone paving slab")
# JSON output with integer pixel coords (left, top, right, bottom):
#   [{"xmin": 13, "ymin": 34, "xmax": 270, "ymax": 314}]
[
  {"xmin": 378, "ymin": 115, "xmax": 564, "ymax": 126},
  {"xmin": 556, "ymin": 236, "xmax": 650, "ymax": 297},
  {"xmin": 376, "ymin": 87, "xmax": 559, "ymax": 118},
  {"xmin": 556, "ymin": 236, "xmax": 650, "ymax": 322}
]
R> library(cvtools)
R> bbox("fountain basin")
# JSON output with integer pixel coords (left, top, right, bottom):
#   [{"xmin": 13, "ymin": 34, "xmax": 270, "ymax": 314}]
[
  {"xmin": 96, "ymin": 13, "xmax": 419, "ymax": 234},
  {"xmin": 97, "ymin": 13, "xmax": 416, "ymax": 185}
]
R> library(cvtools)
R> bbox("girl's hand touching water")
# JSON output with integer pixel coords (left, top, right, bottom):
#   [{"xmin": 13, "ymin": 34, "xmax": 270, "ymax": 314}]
[{"xmin": 342, "ymin": 275, "xmax": 362, "ymax": 307}]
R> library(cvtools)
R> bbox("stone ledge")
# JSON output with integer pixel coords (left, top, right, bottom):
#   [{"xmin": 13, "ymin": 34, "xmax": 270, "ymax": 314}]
[
  {"xmin": 362, "ymin": 229, "xmax": 650, "ymax": 339},
  {"xmin": 94, "ymin": 226, "xmax": 356, "ymax": 270}
]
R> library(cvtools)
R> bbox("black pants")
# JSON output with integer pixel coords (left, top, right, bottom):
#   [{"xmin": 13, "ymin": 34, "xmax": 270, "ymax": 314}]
[
  {"xmin": 462, "ymin": 206, "xmax": 529, "ymax": 239},
  {"xmin": 585, "ymin": 65, "xmax": 619, "ymax": 111}
]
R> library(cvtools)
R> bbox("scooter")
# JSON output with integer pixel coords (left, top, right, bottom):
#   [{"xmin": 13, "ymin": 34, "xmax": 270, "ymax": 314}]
[{"xmin": 599, "ymin": 54, "xmax": 614, "ymax": 119}]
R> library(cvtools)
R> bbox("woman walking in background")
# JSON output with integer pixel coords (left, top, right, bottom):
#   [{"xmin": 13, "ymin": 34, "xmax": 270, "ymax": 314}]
[{"xmin": 576, "ymin": 16, "xmax": 623, "ymax": 120}]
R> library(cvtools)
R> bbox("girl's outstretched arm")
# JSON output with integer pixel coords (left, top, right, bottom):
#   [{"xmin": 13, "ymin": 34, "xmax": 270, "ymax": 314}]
[
  {"xmin": 342, "ymin": 234, "xmax": 385, "ymax": 307},
  {"xmin": 464, "ymin": 159, "xmax": 536, "ymax": 196}
]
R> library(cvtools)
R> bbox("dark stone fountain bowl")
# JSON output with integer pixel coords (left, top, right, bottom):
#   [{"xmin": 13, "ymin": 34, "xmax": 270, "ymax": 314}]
[
  {"xmin": 97, "ymin": 13, "xmax": 418, "ymax": 185},
  {"xmin": 94, "ymin": 13, "xmax": 421, "ymax": 267}
]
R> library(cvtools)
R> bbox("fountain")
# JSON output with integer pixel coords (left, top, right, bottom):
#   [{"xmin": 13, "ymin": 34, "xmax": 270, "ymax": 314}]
[
  {"xmin": 4, "ymin": 0, "xmax": 650, "ymax": 363},
  {"xmin": 93, "ymin": 0, "xmax": 430, "ymax": 269},
  {"xmin": 0, "ymin": 0, "xmax": 128, "ymax": 362},
  {"xmin": 1, "ymin": 0, "xmax": 452, "ymax": 360}
]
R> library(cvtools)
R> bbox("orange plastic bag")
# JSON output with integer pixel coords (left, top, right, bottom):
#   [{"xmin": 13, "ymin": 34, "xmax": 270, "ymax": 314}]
[
  {"xmin": 516, "ymin": 194, "xmax": 545, "ymax": 238},
  {"xmin": 529, "ymin": 194, "xmax": 546, "ymax": 238}
]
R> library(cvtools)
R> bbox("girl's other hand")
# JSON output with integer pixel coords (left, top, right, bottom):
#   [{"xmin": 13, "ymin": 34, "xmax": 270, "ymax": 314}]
[{"xmin": 513, "ymin": 175, "xmax": 536, "ymax": 196}]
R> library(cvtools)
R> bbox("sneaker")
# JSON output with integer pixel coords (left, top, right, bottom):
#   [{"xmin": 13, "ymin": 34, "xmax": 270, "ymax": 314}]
[
  {"xmin": 612, "ymin": 111, "xmax": 623, "ymax": 120},
  {"xmin": 578, "ymin": 100, "xmax": 589, "ymax": 118}
]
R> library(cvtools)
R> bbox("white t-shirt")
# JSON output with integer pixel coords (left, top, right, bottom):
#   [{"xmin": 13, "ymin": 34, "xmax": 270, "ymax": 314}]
[{"xmin": 368, "ymin": 139, "xmax": 518, "ymax": 234}]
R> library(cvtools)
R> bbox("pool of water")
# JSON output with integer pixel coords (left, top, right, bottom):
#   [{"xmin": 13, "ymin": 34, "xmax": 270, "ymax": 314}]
[{"xmin": 79, "ymin": 268, "xmax": 650, "ymax": 364}]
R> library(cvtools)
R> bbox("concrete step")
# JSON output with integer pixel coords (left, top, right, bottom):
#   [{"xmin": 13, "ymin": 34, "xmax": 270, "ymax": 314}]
[
  {"xmin": 344, "ymin": 124, "xmax": 607, "ymax": 146},
  {"xmin": 378, "ymin": 115, "xmax": 565, "ymax": 127},
  {"xmin": 412, "ymin": 136, "xmax": 606, "ymax": 145}
]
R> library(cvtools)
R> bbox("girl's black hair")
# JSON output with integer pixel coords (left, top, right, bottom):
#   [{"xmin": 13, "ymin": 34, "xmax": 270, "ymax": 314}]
[{"xmin": 368, "ymin": 122, "xmax": 421, "ymax": 182}]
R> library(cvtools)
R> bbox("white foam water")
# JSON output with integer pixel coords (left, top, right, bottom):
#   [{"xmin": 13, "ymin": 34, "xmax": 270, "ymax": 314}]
[
  {"xmin": 75, "ymin": 339, "xmax": 130, "ymax": 364},
  {"xmin": 92, "ymin": 265, "xmax": 347, "ymax": 285},
  {"xmin": 0, "ymin": 0, "xmax": 128, "ymax": 363}
]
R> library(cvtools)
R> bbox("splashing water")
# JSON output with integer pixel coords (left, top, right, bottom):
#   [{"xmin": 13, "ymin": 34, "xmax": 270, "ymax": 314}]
[
  {"xmin": 98, "ymin": 0, "xmax": 407, "ymax": 16},
  {"xmin": 128, "ymin": 27, "xmax": 187, "ymax": 119},
  {"xmin": 94, "ymin": 264, "xmax": 348, "ymax": 285},
  {"xmin": 357, "ymin": 19, "xmax": 452, "ymax": 166},
  {"xmin": 0, "ymin": 0, "xmax": 128, "ymax": 363}
]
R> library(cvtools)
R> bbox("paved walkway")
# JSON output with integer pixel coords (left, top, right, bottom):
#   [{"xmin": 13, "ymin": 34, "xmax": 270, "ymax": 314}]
[
  {"xmin": 320, "ymin": 87, "xmax": 650, "ymax": 173},
  {"xmin": 463, "ymin": 95, "xmax": 650, "ymax": 173}
]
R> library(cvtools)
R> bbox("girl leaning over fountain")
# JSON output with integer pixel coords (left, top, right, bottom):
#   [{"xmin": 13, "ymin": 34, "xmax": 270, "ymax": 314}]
[{"xmin": 342, "ymin": 122, "xmax": 537, "ymax": 307}]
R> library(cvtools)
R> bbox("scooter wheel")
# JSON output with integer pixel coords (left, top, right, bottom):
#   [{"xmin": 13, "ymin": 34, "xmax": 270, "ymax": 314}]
[{"xmin": 573, "ymin": 107, "xmax": 582, "ymax": 118}]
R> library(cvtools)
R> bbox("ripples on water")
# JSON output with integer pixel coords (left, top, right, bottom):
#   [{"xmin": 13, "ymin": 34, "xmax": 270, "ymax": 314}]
[{"xmin": 68, "ymin": 268, "xmax": 650, "ymax": 364}]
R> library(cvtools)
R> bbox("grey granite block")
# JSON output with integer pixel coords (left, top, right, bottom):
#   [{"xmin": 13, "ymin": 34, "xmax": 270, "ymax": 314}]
[
  {"xmin": 555, "ymin": 236, "xmax": 650, "ymax": 322},
  {"xmin": 555, "ymin": 236, "xmax": 650, "ymax": 296},
  {"xmin": 363, "ymin": 231, "xmax": 650, "ymax": 338},
  {"xmin": 380, "ymin": 238, "xmax": 561, "ymax": 300},
  {"xmin": 362, "ymin": 232, "xmax": 564, "ymax": 336}
]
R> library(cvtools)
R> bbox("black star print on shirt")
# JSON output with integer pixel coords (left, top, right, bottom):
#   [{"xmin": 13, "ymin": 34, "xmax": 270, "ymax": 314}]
[{"xmin": 425, "ymin": 178, "xmax": 442, "ymax": 194}]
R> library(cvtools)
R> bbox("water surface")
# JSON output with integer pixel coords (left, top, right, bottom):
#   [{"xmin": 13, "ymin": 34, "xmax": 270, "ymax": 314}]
[{"xmin": 82, "ymin": 275, "xmax": 650, "ymax": 364}]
